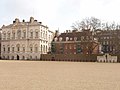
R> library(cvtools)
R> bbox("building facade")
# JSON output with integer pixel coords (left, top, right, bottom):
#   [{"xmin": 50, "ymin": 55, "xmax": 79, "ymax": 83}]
[
  {"xmin": 51, "ymin": 30, "xmax": 99, "ymax": 54},
  {"xmin": 1, "ymin": 17, "xmax": 54, "ymax": 60},
  {"xmin": 95, "ymin": 29, "xmax": 120, "ymax": 54}
]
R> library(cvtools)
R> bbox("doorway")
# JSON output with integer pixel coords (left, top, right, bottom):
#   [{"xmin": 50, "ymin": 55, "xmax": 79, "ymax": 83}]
[{"xmin": 17, "ymin": 55, "xmax": 19, "ymax": 60}]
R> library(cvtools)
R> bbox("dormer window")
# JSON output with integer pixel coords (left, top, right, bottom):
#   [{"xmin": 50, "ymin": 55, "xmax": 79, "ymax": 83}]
[
  {"xmin": 54, "ymin": 37, "xmax": 58, "ymax": 41},
  {"xmin": 70, "ymin": 38, "xmax": 72, "ymax": 41},
  {"xmin": 66, "ymin": 37, "xmax": 69, "ymax": 41},
  {"xmin": 59, "ymin": 37, "xmax": 62, "ymax": 41},
  {"xmin": 74, "ymin": 37, "xmax": 77, "ymax": 41},
  {"xmin": 81, "ymin": 36, "xmax": 84, "ymax": 40}
]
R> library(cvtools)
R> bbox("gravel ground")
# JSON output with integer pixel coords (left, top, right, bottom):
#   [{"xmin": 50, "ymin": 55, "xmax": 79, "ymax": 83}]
[{"xmin": 0, "ymin": 60, "xmax": 120, "ymax": 90}]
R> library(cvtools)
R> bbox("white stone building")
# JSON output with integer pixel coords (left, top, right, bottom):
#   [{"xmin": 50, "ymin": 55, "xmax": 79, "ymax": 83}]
[
  {"xmin": 97, "ymin": 53, "xmax": 117, "ymax": 63},
  {"xmin": 1, "ymin": 17, "xmax": 54, "ymax": 60}
]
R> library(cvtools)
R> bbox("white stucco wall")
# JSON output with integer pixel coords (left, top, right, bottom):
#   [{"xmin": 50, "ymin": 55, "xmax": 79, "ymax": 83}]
[{"xmin": 97, "ymin": 54, "xmax": 117, "ymax": 63}]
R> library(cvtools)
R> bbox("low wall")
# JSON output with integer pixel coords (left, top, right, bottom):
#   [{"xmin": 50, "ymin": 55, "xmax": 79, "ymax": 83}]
[
  {"xmin": 40, "ymin": 54, "xmax": 98, "ymax": 62},
  {"xmin": 40, "ymin": 54, "xmax": 120, "ymax": 62}
]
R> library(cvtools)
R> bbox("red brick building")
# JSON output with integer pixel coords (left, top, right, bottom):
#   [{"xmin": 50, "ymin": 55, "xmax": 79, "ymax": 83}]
[{"xmin": 51, "ymin": 30, "xmax": 99, "ymax": 54}]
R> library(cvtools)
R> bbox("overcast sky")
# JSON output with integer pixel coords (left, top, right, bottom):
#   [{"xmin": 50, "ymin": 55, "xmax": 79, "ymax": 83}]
[{"xmin": 0, "ymin": 0, "xmax": 120, "ymax": 32}]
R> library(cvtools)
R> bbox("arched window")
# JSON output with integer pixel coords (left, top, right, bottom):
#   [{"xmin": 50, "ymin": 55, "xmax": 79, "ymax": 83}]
[
  {"xmin": 34, "ymin": 44, "xmax": 38, "ymax": 53},
  {"xmin": 17, "ymin": 30, "xmax": 21, "ymax": 39},
  {"xmin": 16, "ymin": 44, "xmax": 20, "ymax": 52},
  {"xmin": 29, "ymin": 44, "xmax": 33, "ymax": 53},
  {"xmin": 41, "ymin": 30, "xmax": 42, "ymax": 38},
  {"xmin": 7, "ymin": 56, "xmax": 9, "ymax": 60},
  {"xmin": 23, "ymin": 31, "xmax": 26, "ymax": 39},
  {"xmin": 7, "ymin": 32, "xmax": 10, "ymax": 40},
  {"xmin": 30, "ymin": 30, "xmax": 33, "ymax": 38},
  {"xmin": 22, "ymin": 45, "xmax": 25, "ymax": 52},
  {"xmin": 59, "ymin": 37, "xmax": 62, "ymax": 41},
  {"xmin": 8, "ymin": 45, "xmax": 10, "ymax": 53},
  {"xmin": 35, "ymin": 30, "xmax": 39, "ymax": 38},
  {"xmin": 11, "ymin": 56, "xmax": 14, "ymax": 60},
  {"xmin": 74, "ymin": 37, "xmax": 77, "ymax": 41},
  {"xmin": 11, "ymin": 45, "xmax": 14, "ymax": 53},
  {"xmin": 3, "ymin": 56, "xmax": 5, "ymax": 59},
  {"xmin": 66, "ymin": 37, "xmax": 69, "ymax": 41},
  {"xmin": 54, "ymin": 37, "xmax": 58, "ymax": 42},
  {"xmin": 3, "ymin": 45, "xmax": 5, "ymax": 52},
  {"xmin": 35, "ymin": 56, "xmax": 37, "ymax": 60},
  {"xmin": 12, "ymin": 32, "xmax": 15, "ymax": 39},
  {"xmin": 3, "ymin": 33, "xmax": 6, "ymax": 40},
  {"xmin": 22, "ymin": 56, "xmax": 25, "ymax": 60},
  {"xmin": 30, "ymin": 56, "xmax": 32, "ymax": 60},
  {"xmin": 23, "ymin": 47, "xmax": 25, "ymax": 52}
]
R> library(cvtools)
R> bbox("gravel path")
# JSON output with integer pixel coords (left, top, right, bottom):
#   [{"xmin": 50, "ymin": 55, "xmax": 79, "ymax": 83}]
[{"xmin": 0, "ymin": 60, "xmax": 120, "ymax": 90}]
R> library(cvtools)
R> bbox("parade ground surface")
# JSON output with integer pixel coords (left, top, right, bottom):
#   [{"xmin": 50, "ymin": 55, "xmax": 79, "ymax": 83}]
[{"xmin": 0, "ymin": 60, "xmax": 120, "ymax": 90}]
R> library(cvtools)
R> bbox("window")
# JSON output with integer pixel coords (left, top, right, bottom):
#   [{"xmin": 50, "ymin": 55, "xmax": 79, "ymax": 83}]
[
  {"xmin": 81, "ymin": 36, "xmax": 84, "ymax": 40},
  {"xmin": 12, "ymin": 56, "xmax": 14, "ymax": 60},
  {"xmin": 22, "ymin": 56, "xmax": 25, "ymax": 60},
  {"xmin": 17, "ymin": 47, "xmax": 20, "ymax": 51},
  {"xmin": 30, "ymin": 47, "xmax": 32, "ymax": 52},
  {"xmin": 49, "ymin": 35, "xmax": 50, "ymax": 41},
  {"xmin": 106, "ymin": 41, "xmax": 109, "ymax": 45},
  {"xmin": 30, "ymin": 56, "xmax": 32, "ymax": 60},
  {"xmin": 35, "ymin": 45, "xmax": 38, "ymax": 53},
  {"xmin": 66, "ymin": 37, "xmax": 69, "ymax": 41},
  {"xmin": 8, "ymin": 33, "xmax": 10, "ymax": 40},
  {"xmin": 17, "ymin": 30, "xmax": 21, "ymax": 39},
  {"xmin": 59, "ymin": 37, "xmax": 62, "ymax": 41},
  {"xmin": 74, "ymin": 37, "xmax": 77, "ymax": 41},
  {"xmin": 74, "ymin": 52, "xmax": 76, "ymax": 54},
  {"xmin": 41, "ymin": 32, "xmax": 42, "ymax": 38},
  {"xmin": 35, "ymin": 56, "xmax": 37, "ymax": 60},
  {"xmin": 12, "ymin": 32, "xmax": 15, "ymax": 39},
  {"xmin": 8, "ymin": 47, "xmax": 10, "ymax": 53},
  {"xmin": 104, "ymin": 37, "xmax": 106, "ymax": 39},
  {"xmin": 12, "ymin": 47, "xmax": 14, "ymax": 52},
  {"xmin": 35, "ymin": 32, "xmax": 38, "ymax": 38},
  {"xmin": 46, "ymin": 46, "xmax": 47, "ymax": 52},
  {"xmin": 3, "ymin": 47, "xmax": 5, "ymax": 52},
  {"xmin": 70, "ymin": 38, "xmax": 72, "ymax": 40},
  {"xmin": 65, "ymin": 45, "xmax": 68, "ymax": 49},
  {"xmin": 35, "ymin": 47, "xmax": 38, "ymax": 52},
  {"xmin": 43, "ymin": 32, "xmax": 45, "ymax": 39},
  {"xmin": 7, "ymin": 56, "xmax": 9, "ymax": 60},
  {"xmin": 54, "ymin": 37, "xmax": 58, "ymax": 42},
  {"xmin": 23, "ymin": 31, "xmax": 26, "ymax": 38},
  {"xmin": 30, "ymin": 32, "xmax": 33, "ymax": 38},
  {"xmin": 43, "ymin": 45, "xmax": 45, "ymax": 53},
  {"xmin": 45, "ymin": 34, "xmax": 47, "ymax": 39},
  {"xmin": 3, "ymin": 33, "xmax": 6, "ymax": 40},
  {"xmin": 74, "ymin": 44, "xmax": 76, "ymax": 49},
  {"xmin": 86, "ymin": 36, "xmax": 89, "ymax": 40},
  {"xmin": 23, "ymin": 47, "xmax": 25, "ymax": 52},
  {"xmin": 41, "ymin": 45, "xmax": 42, "ymax": 53},
  {"xmin": 16, "ymin": 44, "xmax": 20, "ymax": 52},
  {"xmin": 103, "ymin": 41, "xmax": 105, "ymax": 45},
  {"xmin": 69, "ymin": 44, "xmax": 72, "ymax": 49}
]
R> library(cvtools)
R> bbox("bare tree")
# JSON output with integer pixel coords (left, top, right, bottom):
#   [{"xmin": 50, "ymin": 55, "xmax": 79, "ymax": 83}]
[
  {"xmin": 101, "ymin": 21, "xmax": 120, "ymax": 30},
  {"xmin": 72, "ymin": 17, "xmax": 101, "ymax": 31},
  {"xmin": 101, "ymin": 22, "xmax": 110, "ymax": 30}
]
